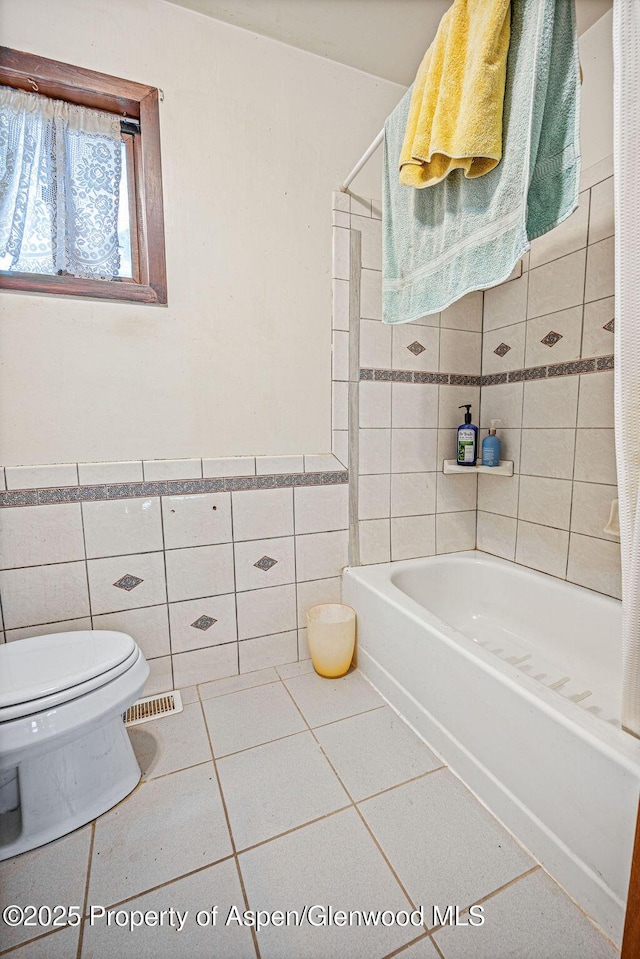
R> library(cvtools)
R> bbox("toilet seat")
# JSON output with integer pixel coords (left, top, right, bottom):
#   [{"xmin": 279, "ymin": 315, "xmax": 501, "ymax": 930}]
[{"xmin": 0, "ymin": 631, "xmax": 139, "ymax": 722}]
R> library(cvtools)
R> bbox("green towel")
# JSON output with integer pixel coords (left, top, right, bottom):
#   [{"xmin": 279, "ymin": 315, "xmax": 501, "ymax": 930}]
[{"xmin": 383, "ymin": 0, "xmax": 581, "ymax": 324}]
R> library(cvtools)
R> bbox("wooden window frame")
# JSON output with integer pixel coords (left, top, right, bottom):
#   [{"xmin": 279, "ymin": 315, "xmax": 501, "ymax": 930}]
[{"xmin": 0, "ymin": 47, "xmax": 167, "ymax": 305}]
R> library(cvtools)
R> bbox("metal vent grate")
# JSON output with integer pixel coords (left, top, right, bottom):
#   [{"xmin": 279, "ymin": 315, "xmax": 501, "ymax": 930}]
[{"xmin": 124, "ymin": 690, "xmax": 183, "ymax": 727}]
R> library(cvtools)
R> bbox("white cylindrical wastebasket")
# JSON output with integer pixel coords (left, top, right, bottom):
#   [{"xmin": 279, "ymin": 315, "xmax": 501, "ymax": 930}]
[{"xmin": 306, "ymin": 603, "xmax": 356, "ymax": 678}]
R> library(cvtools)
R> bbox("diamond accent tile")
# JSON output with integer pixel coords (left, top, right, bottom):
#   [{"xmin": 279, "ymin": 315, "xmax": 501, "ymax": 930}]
[
  {"xmin": 540, "ymin": 330, "xmax": 563, "ymax": 347},
  {"xmin": 113, "ymin": 574, "xmax": 143, "ymax": 591},
  {"xmin": 493, "ymin": 342, "xmax": 511, "ymax": 357},
  {"xmin": 603, "ymin": 318, "xmax": 614, "ymax": 333},
  {"xmin": 191, "ymin": 615, "xmax": 217, "ymax": 631},
  {"xmin": 254, "ymin": 555, "xmax": 278, "ymax": 571},
  {"xmin": 406, "ymin": 341, "xmax": 426, "ymax": 356}
]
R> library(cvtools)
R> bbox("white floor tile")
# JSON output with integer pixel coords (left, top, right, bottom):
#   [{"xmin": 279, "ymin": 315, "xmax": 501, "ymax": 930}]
[
  {"xmin": 198, "ymin": 667, "xmax": 279, "ymax": 700},
  {"xmin": 128, "ymin": 702, "xmax": 212, "ymax": 779},
  {"xmin": 88, "ymin": 763, "xmax": 232, "ymax": 906},
  {"xmin": 284, "ymin": 669, "xmax": 384, "ymax": 727},
  {"xmin": 238, "ymin": 807, "xmax": 418, "ymax": 959},
  {"xmin": 201, "ymin": 681, "xmax": 306, "ymax": 756},
  {"xmin": 434, "ymin": 869, "xmax": 618, "ymax": 959},
  {"xmin": 9, "ymin": 927, "xmax": 80, "ymax": 959},
  {"xmin": 276, "ymin": 658, "xmax": 314, "ymax": 679},
  {"xmin": 359, "ymin": 770, "xmax": 533, "ymax": 921},
  {"xmin": 314, "ymin": 706, "xmax": 442, "ymax": 801},
  {"xmin": 217, "ymin": 731, "xmax": 349, "ymax": 848}
]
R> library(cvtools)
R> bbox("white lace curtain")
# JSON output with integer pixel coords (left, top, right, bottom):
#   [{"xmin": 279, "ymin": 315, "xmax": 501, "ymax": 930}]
[{"xmin": 0, "ymin": 85, "xmax": 122, "ymax": 279}]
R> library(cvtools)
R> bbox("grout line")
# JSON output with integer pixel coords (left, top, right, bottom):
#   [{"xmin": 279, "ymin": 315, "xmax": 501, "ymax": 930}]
[{"xmin": 75, "ymin": 821, "xmax": 96, "ymax": 959}]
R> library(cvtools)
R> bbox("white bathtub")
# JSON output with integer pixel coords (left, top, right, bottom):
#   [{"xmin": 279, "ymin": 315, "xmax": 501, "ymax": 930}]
[{"xmin": 343, "ymin": 550, "xmax": 640, "ymax": 945}]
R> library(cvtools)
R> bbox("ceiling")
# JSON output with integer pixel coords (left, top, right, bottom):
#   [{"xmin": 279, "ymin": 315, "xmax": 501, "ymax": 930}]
[{"xmin": 167, "ymin": 0, "xmax": 613, "ymax": 87}]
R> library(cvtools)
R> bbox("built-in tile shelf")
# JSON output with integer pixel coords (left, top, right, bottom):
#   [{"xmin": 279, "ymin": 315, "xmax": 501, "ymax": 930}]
[{"xmin": 443, "ymin": 460, "xmax": 514, "ymax": 476}]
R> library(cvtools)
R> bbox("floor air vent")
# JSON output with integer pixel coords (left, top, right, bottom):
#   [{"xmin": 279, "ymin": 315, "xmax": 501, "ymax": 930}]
[{"xmin": 124, "ymin": 690, "xmax": 184, "ymax": 727}]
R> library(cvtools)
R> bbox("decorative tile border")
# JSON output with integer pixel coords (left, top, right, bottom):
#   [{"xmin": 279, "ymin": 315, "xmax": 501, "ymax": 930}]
[
  {"xmin": 360, "ymin": 368, "xmax": 480, "ymax": 386},
  {"xmin": 480, "ymin": 355, "xmax": 614, "ymax": 386},
  {"xmin": 0, "ymin": 470, "xmax": 349, "ymax": 508}
]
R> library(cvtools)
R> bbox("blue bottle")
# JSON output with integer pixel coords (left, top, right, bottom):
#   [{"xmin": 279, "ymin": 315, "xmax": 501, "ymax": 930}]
[
  {"xmin": 482, "ymin": 420, "xmax": 502, "ymax": 467},
  {"xmin": 457, "ymin": 405, "xmax": 478, "ymax": 466}
]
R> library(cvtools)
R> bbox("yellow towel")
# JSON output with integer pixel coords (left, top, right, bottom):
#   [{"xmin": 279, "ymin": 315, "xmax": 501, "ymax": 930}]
[{"xmin": 400, "ymin": 0, "xmax": 511, "ymax": 188}]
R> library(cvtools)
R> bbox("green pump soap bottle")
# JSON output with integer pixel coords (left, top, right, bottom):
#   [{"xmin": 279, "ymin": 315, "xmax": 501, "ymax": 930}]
[{"xmin": 456, "ymin": 404, "xmax": 478, "ymax": 466}]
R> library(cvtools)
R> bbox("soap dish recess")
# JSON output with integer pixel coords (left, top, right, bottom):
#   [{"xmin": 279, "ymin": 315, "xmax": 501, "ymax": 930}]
[{"xmin": 443, "ymin": 459, "xmax": 514, "ymax": 476}]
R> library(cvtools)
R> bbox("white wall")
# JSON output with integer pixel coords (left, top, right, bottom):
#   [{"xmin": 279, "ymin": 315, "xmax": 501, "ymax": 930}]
[
  {"xmin": 0, "ymin": 0, "xmax": 404, "ymax": 466},
  {"xmin": 579, "ymin": 9, "xmax": 613, "ymax": 171}
]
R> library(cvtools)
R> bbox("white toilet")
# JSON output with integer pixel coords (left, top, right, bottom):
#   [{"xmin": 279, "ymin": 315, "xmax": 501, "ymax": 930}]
[{"xmin": 0, "ymin": 630, "xmax": 149, "ymax": 860}]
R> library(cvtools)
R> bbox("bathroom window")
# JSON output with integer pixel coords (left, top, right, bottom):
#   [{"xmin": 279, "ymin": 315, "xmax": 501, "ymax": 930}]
[{"xmin": 0, "ymin": 47, "xmax": 167, "ymax": 304}]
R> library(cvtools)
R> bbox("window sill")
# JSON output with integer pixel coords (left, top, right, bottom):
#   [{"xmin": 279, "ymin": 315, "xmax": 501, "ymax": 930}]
[{"xmin": 0, "ymin": 270, "xmax": 167, "ymax": 305}]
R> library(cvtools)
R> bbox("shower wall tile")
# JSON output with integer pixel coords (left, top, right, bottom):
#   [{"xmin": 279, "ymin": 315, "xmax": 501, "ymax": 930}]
[
  {"xmin": 332, "ymin": 381, "xmax": 349, "ymax": 431},
  {"xmin": 581, "ymin": 298, "xmax": 615, "ymax": 358},
  {"xmin": 522, "ymin": 377, "xmax": 579, "ymax": 429},
  {"xmin": 524, "ymin": 306, "xmax": 583, "ymax": 367},
  {"xmin": 479, "ymin": 382, "xmax": 524, "ymax": 428},
  {"xmin": 358, "ymin": 519, "xmax": 391, "ymax": 565},
  {"xmin": 517, "ymin": 476, "xmax": 572, "ymax": 530},
  {"xmin": 520, "ymin": 429, "xmax": 576, "ymax": 480},
  {"xmin": 588, "ymin": 177, "xmax": 615, "ymax": 245},
  {"xmin": 332, "ymin": 278, "xmax": 350, "ymax": 331},
  {"xmin": 482, "ymin": 322, "xmax": 526, "ymax": 375},
  {"xmin": 359, "ymin": 429, "xmax": 391, "ymax": 475},
  {"xmin": 585, "ymin": 236, "xmax": 615, "ymax": 303},
  {"xmin": 390, "ymin": 472, "xmax": 436, "ymax": 518},
  {"xmin": 529, "ymin": 190, "xmax": 589, "ymax": 269},
  {"xmin": 391, "ymin": 324, "xmax": 440, "ymax": 371},
  {"xmin": 436, "ymin": 472, "xmax": 477, "ymax": 513},
  {"xmin": 332, "ymin": 330, "xmax": 350, "ymax": 382},
  {"xmin": 577, "ymin": 370, "xmax": 615, "ymax": 428},
  {"xmin": 440, "ymin": 291, "xmax": 483, "ymax": 331},
  {"xmin": 573, "ymin": 429, "xmax": 617, "ymax": 485},
  {"xmin": 570, "ymin": 482, "xmax": 619, "ymax": 540},
  {"xmin": 360, "ymin": 268, "xmax": 382, "ymax": 320},
  {"xmin": 477, "ymin": 474, "xmax": 519, "ymax": 518},
  {"xmin": 527, "ymin": 248, "xmax": 586, "ymax": 319},
  {"xmin": 515, "ymin": 521, "xmax": 569, "ymax": 579},
  {"xmin": 440, "ymin": 329, "xmax": 482, "ymax": 375},
  {"xmin": 359, "ymin": 381, "xmax": 392, "ymax": 428},
  {"xmin": 350, "ymin": 214, "xmax": 382, "ymax": 270},
  {"xmin": 392, "ymin": 383, "xmax": 438, "ymax": 429},
  {"xmin": 0, "ymin": 503, "xmax": 84, "ymax": 569},
  {"xmin": 360, "ymin": 318, "xmax": 391, "ymax": 368},
  {"xmin": 567, "ymin": 533, "xmax": 622, "ymax": 599},
  {"xmin": 476, "ymin": 511, "xmax": 517, "ymax": 561},
  {"xmin": 483, "ymin": 273, "xmax": 528, "ymax": 332},
  {"xmin": 391, "ymin": 514, "xmax": 436, "ymax": 561},
  {"xmin": 438, "ymin": 385, "xmax": 480, "ymax": 429},
  {"xmin": 391, "ymin": 429, "xmax": 437, "ymax": 473},
  {"xmin": 332, "ymin": 226, "xmax": 350, "ymax": 280},
  {"xmin": 436, "ymin": 510, "xmax": 476, "ymax": 554}
]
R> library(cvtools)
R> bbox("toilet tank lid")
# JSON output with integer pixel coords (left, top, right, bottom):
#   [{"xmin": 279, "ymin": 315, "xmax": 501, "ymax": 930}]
[{"xmin": 0, "ymin": 630, "xmax": 137, "ymax": 708}]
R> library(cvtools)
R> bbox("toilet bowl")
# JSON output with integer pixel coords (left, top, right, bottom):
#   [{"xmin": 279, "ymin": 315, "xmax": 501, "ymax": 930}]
[{"xmin": 0, "ymin": 630, "xmax": 149, "ymax": 860}]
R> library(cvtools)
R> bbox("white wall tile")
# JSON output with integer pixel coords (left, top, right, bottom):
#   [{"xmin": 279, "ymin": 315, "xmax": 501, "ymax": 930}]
[
  {"xmin": 438, "ymin": 385, "xmax": 481, "ymax": 429},
  {"xmin": 581, "ymin": 297, "xmax": 615, "ymax": 358},
  {"xmin": 520, "ymin": 429, "xmax": 576, "ymax": 479},
  {"xmin": 332, "ymin": 330, "xmax": 350, "ymax": 382},
  {"xmin": 169, "ymin": 593, "xmax": 237, "ymax": 653},
  {"xmin": 332, "ymin": 381, "xmax": 349, "ymax": 431},
  {"xmin": 5, "ymin": 463, "xmax": 78, "ymax": 490},
  {"xmin": 332, "ymin": 209, "xmax": 350, "ymax": 227},
  {"xmin": 143, "ymin": 459, "xmax": 202, "ymax": 481},
  {"xmin": 358, "ymin": 474, "xmax": 391, "ymax": 520},
  {"xmin": 522, "ymin": 377, "xmax": 579, "ymax": 429},
  {"xmin": 391, "ymin": 429, "xmax": 437, "ymax": 473},
  {"xmin": 483, "ymin": 274, "xmax": 528, "ymax": 332},
  {"xmin": 0, "ymin": 469, "xmax": 5, "ymax": 492},
  {"xmin": 295, "ymin": 530, "xmax": 349, "ymax": 582},
  {"xmin": 0, "ymin": 561, "xmax": 90, "ymax": 629},
  {"xmin": 6, "ymin": 617, "xmax": 92, "ymax": 643},
  {"xmin": 172, "ymin": 643, "xmax": 238, "ymax": 688},
  {"xmin": 577, "ymin": 371, "xmax": 614, "ymax": 428},
  {"xmin": 391, "ymin": 515, "xmax": 435, "ymax": 561},
  {"xmin": 234, "ymin": 536, "xmax": 295, "ymax": 591},
  {"xmin": 482, "ymin": 323, "xmax": 525, "ymax": 375},
  {"xmin": 0, "ymin": 503, "xmax": 84, "ymax": 569},
  {"xmin": 296, "ymin": 577, "xmax": 342, "ymax": 627},
  {"xmin": 294, "ymin": 484, "xmax": 349, "ymax": 534},
  {"xmin": 517, "ymin": 476, "xmax": 572, "ymax": 530},
  {"xmin": 588, "ymin": 177, "xmax": 614, "ymax": 245},
  {"xmin": 332, "ymin": 191, "xmax": 350, "ymax": 213},
  {"xmin": 527, "ymin": 249, "xmax": 586, "ymax": 319},
  {"xmin": 358, "ymin": 519, "xmax": 390, "ymax": 565},
  {"xmin": 359, "ymin": 429, "xmax": 391, "ymax": 475},
  {"xmin": 571, "ymin": 482, "xmax": 618, "ymax": 540},
  {"xmin": 391, "ymin": 325, "xmax": 439, "ymax": 371},
  {"xmin": 239, "ymin": 631, "xmax": 298, "ymax": 673},
  {"xmin": 202, "ymin": 457, "xmax": 255, "ymax": 478},
  {"xmin": 440, "ymin": 291, "xmax": 483, "ymax": 331},
  {"xmin": 144, "ymin": 655, "xmax": 173, "ymax": 695},
  {"xmin": 479, "ymin": 382, "xmax": 524, "ymax": 428},
  {"xmin": 92, "ymin": 604, "xmax": 170, "ymax": 660},
  {"xmin": 524, "ymin": 306, "xmax": 583, "ymax": 367},
  {"xmin": 360, "ymin": 318, "xmax": 391, "ymax": 368},
  {"xmin": 332, "ymin": 278, "xmax": 350, "ymax": 332},
  {"xmin": 440, "ymin": 329, "xmax": 482, "ymax": 375},
  {"xmin": 436, "ymin": 510, "xmax": 476, "ymax": 553},
  {"xmin": 360, "ymin": 269, "xmax": 382, "ymax": 320},
  {"xmin": 515, "ymin": 521, "xmax": 569, "ymax": 578},
  {"xmin": 304, "ymin": 454, "xmax": 345, "ymax": 474},
  {"xmin": 567, "ymin": 533, "xmax": 621, "ymax": 599},
  {"xmin": 231, "ymin": 487, "xmax": 294, "ymax": 541},
  {"xmin": 236, "ymin": 583, "xmax": 297, "ymax": 640},
  {"xmin": 255, "ymin": 455, "xmax": 304, "ymax": 476},
  {"xmin": 162, "ymin": 492, "xmax": 232, "ymax": 549},
  {"xmin": 477, "ymin": 511, "xmax": 516, "ymax": 561},
  {"xmin": 87, "ymin": 551, "xmax": 166, "ymax": 615},
  {"xmin": 390, "ymin": 472, "xmax": 436, "ymax": 517},
  {"xmin": 78, "ymin": 461, "xmax": 143, "ymax": 484},
  {"xmin": 359, "ymin": 381, "xmax": 391, "ymax": 428},
  {"xmin": 477, "ymin": 473, "xmax": 519, "ymax": 518},
  {"xmin": 165, "ymin": 543, "xmax": 235, "ymax": 602},
  {"xmin": 436, "ymin": 472, "xmax": 477, "ymax": 513},
  {"xmin": 529, "ymin": 190, "xmax": 589, "ymax": 269},
  {"xmin": 585, "ymin": 237, "xmax": 615, "ymax": 303},
  {"xmin": 350, "ymin": 214, "xmax": 382, "ymax": 270},
  {"xmin": 332, "ymin": 226, "xmax": 350, "ymax": 280},
  {"xmin": 574, "ymin": 429, "xmax": 617, "ymax": 484},
  {"xmin": 392, "ymin": 383, "xmax": 438, "ymax": 429},
  {"xmin": 332, "ymin": 430, "xmax": 349, "ymax": 468},
  {"xmin": 83, "ymin": 498, "xmax": 163, "ymax": 559},
  {"xmin": 350, "ymin": 194, "xmax": 372, "ymax": 217}
]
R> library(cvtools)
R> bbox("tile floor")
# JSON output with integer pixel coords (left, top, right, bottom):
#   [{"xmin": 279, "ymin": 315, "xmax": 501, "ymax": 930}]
[{"xmin": 1, "ymin": 665, "xmax": 619, "ymax": 958}]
